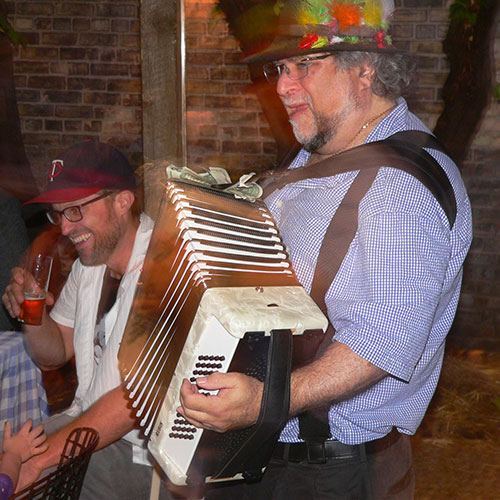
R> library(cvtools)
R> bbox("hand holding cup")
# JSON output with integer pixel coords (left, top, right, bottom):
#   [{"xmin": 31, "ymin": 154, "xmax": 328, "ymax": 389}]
[{"xmin": 18, "ymin": 254, "xmax": 53, "ymax": 326}]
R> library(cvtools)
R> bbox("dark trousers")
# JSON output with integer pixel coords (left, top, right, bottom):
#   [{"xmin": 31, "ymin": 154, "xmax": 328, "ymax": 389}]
[{"xmin": 204, "ymin": 435, "xmax": 414, "ymax": 500}]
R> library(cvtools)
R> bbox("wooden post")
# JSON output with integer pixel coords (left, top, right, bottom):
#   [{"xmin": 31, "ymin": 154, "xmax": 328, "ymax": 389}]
[{"xmin": 140, "ymin": 0, "xmax": 186, "ymax": 218}]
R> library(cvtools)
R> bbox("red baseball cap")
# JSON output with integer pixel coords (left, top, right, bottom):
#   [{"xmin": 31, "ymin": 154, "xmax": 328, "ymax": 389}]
[{"xmin": 24, "ymin": 139, "xmax": 136, "ymax": 205}]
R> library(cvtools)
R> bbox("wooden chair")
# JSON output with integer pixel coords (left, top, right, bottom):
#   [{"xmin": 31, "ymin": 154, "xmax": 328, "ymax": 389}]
[{"xmin": 11, "ymin": 427, "xmax": 99, "ymax": 500}]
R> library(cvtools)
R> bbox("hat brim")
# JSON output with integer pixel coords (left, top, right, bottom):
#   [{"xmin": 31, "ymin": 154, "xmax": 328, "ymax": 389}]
[
  {"xmin": 243, "ymin": 40, "xmax": 403, "ymax": 65},
  {"xmin": 23, "ymin": 187, "xmax": 102, "ymax": 206}
]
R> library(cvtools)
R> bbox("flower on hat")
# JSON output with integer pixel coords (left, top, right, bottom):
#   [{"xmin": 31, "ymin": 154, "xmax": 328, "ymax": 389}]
[
  {"xmin": 299, "ymin": 32, "xmax": 320, "ymax": 49},
  {"xmin": 375, "ymin": 30, "xmax": 385, "ymax": 48},
  {"xmin": 291, "ymin": 0, "xmax": 394, "ymax": 50}
]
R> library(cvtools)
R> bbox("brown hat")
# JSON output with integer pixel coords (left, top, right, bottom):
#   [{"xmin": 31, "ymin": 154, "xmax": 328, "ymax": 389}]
[{"xmin": 243, "ymin": 0, "xmax": 400, "ymax": 64}]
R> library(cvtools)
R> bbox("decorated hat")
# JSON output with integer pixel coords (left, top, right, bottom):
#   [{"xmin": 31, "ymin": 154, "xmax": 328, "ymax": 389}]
[
  {"xmin": 243, "ymin": 0, "xmax": 399, "ymax": 64},
  {"xmin": 24, "ymin": 139, "xmax": 136, "ymax": 205}
]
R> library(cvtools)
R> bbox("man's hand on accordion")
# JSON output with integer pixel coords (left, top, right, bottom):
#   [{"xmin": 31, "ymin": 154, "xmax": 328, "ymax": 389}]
[{"xmin": 177, "ymin": 372, "xmax": 264, "ymax": 433}]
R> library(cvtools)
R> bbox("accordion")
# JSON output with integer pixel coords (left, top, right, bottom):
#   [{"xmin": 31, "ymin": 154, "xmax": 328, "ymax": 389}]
[{"xmin": 118, "ymin": 180, "xmax": 328, "ymax": 486}]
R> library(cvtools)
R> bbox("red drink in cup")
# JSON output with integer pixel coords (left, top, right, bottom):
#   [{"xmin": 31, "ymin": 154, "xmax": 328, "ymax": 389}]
[
  {"xmin": 19, "ymin": 292, "xmax": 47, "ymax": 325},
  {"xmin": 18, "ymin": 254, "xmax": 53, "ymax": 326}
]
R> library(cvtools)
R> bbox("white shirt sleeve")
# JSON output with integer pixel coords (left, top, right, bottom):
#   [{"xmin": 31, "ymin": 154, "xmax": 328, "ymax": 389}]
[{"xmin": 49, "ymin": 259, "xmax": 81, "ymax": 328}]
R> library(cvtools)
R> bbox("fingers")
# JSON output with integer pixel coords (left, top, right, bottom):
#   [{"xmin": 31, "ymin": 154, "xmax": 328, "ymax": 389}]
[
  {"xmin": 2, "ymin": 267, "xmax": 26, "ymax": 318},
  {"xmin": 4, "ymin": 420, "xmax": 12, "ymax": 439},
  {"xmin": 31, "ymin": 431, "xmax": 49, "ymax": 456},
  {"xmin": 30, "ymin": 423, "xmax": 45, "ymax": 438},
  {"xmin": 195, "ymin": 371, "xmax": 235, "ymax": 391},
  {"xmin": 19, "ymin": 418, "xmax": 34, "ymax": 434},
  {"xmin": 45, "ymin": 291, "xmax": 55, "ymax": 307},
  {"xmin": 32, "ymin": 431, "xmax": 48, "ymax": 448},
  {"xmin": 178, "ymin": 373, "xmax": 263, "ymax": 433},
  {"xmin": 178, "ymin": 379, "xmax": 221, "ymax": 431}
]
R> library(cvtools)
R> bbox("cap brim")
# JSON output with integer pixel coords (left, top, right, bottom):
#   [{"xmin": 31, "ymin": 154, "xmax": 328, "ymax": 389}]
[{"xmin": 23, "ymin": 187, "xmax": 101, "ymax": 206}]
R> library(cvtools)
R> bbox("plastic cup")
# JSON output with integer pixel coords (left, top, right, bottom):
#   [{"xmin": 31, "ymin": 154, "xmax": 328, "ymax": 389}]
[{"xmin": 19, "ymin": 254, "xmax": 53, "ymax": 325}]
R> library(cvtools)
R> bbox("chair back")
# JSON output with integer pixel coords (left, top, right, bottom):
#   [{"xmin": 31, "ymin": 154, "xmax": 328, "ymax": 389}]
[{"xmin": 11, "ymin": 427, "xmax": 99, "ymax": 500}]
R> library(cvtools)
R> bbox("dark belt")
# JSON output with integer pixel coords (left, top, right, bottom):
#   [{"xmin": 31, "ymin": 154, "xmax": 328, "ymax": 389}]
[{"xmin": 272, "ymin": 428, "xmax": 401, "ymax": 463}]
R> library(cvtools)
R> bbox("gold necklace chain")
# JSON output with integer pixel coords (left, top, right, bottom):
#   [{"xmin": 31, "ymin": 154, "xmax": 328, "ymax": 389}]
[{"xmin": 335, "ymin": 105, "xmax": 396, "ymax": 155}]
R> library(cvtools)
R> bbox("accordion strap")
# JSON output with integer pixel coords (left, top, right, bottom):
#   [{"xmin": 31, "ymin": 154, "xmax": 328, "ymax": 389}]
[
  {"xmin": 262, "ymin": 131, "xmax": 456, "ymax": 229},
  {"xmin": 260, "ymin": 131, "xmax": 457, "ymax": 451},
  {"xmin": 297, "ymin": 167, "xmax": 380, "ymax": 453},
  {"xmin": 212, "ymin": 328, "xmax": 293, "ymax": 481}
]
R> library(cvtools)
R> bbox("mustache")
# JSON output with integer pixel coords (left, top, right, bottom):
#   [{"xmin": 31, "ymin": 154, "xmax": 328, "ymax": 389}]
[{"xmin": 282, "ymin": 95, "xmax": 312, "ymax": 108}]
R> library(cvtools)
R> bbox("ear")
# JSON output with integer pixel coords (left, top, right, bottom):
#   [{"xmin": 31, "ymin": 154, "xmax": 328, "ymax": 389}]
[
  {"xmin": 113, "ymin": 190, "xmax": 135, "ymax": 216},
  {"xmin": 358, "ymin": 64, "xmax": 375, "ymax": 90}
]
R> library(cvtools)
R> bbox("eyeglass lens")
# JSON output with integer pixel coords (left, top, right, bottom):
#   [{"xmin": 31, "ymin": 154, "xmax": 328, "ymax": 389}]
[
  {"xmin": 264, "ymin": 62, "xmax": 303, "ymax": 83},
  {"xmin": 47, "ymin": 206, "xmax": 83, "ymax": 225},
  {"xmin": 263, "ymin": 54, "xmax": 333, "ymax": 84},
  {"xmin": 46, "ymin": 192, "xmax": 112, "ymax": 225}
]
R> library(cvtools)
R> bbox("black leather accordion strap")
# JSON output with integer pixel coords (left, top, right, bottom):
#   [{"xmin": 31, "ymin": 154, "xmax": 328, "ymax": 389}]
[{"xmin": 213, "ymin": 328, "xmax": 293, "ymax": 481}]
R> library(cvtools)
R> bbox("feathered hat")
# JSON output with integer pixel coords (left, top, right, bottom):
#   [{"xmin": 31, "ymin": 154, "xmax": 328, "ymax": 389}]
[{"xmin": 243, "ymin": 0, "xmax": 399, "ymax": 64}]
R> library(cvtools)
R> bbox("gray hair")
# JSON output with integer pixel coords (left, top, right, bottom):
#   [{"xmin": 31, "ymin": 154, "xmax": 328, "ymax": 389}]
[{"xmin": 333, "ymin": 51, "xmax": 416, "ymax": 100}]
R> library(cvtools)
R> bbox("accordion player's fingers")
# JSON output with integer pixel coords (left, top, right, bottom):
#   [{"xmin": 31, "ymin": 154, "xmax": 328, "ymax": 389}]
[
  {"xmin": 178, "ymin": 373, "xmax": 264, "ymax": 433},
  {"xmin": 177, "ymin": 378, "xmax": 212, "ymax": 429}
]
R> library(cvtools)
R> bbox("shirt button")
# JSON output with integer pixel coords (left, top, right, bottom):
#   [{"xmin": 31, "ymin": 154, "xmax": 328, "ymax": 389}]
[{"xmin": 277, "ymin": 201, "xmax": 283, "ymax": 208}]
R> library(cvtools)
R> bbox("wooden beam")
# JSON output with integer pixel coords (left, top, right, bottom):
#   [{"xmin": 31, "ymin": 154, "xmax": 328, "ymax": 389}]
[{"xmin": 140, "ymin": 0, "xmax": 186, "ymax": 218}]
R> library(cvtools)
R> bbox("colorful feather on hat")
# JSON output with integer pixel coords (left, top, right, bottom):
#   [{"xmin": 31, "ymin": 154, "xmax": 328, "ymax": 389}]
[
  {"xmin": 287, "ymin": 0, "xmax": 395, "ymax": 30},
  {"xmin": 330, "ymin": 1, "xmax": 363, "ymax": 31}
]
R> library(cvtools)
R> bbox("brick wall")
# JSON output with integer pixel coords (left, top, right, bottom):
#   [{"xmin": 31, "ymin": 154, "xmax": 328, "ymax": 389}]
[
  {"xmin": 6, "ymin": 0, "xmax": 143, "ymax": 186},
  {"xmin": 457, "ymin": 106, "xmax": 500, "ymax": 350},
  {"xmin": 184, "ymin": 0, "xmax": 277, "ymax": 173},
  {"xmin": 5, "ymin": 0, "xmax": 500, "ymax": 349},
  {"xmin": 391, "ymin": 3, "xmax": 500, "ymax": 349}
]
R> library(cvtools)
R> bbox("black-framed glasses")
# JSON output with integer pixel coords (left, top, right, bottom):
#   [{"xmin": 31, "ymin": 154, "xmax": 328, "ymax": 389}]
[
  {"xmin": 46, "ymin": 191, "xmax": 113, "ymax": 225},
  {"xmin": 263, "ymin": 53, "xmax": 334, "ymax": 84}
]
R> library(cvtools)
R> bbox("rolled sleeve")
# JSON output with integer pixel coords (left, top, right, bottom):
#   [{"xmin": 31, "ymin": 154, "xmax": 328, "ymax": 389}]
[{"xmin": 331, "ymin": 204, "xmax": 451, "ymax": 381}]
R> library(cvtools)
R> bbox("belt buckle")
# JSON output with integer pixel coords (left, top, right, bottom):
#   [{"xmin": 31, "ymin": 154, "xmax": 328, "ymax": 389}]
[{"xmin": 304, "ymin": 439, "xmax": 328, "ymax": 464}]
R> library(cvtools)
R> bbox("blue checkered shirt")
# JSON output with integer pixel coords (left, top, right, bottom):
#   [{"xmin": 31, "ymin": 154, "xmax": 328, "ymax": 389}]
[{"xmin": 266, "ymin": 98, "xmax": 473, "ymax": 444}]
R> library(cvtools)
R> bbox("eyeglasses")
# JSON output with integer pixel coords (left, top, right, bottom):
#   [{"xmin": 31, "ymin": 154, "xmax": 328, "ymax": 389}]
[
  {"xmin": 46, "ymin": 191, "xmax": 112, "ymax": 225},
  {"xmin": 263, "ymin": 53, "xmax": 334, "ymax": 84}
]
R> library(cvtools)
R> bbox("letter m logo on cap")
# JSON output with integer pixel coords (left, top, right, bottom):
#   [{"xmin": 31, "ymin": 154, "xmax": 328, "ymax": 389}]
[{"xmin": 49, "ymin": 160, "xmax": 63, "ymax": 182}]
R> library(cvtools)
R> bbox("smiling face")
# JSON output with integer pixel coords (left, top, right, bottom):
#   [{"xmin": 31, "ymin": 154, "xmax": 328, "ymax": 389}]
[
  {"xmin": 53, "ymin": 192, "xmax": 124, "ymax": 267},
  {"xmin": 276, "ymin": 54, "xmax": 363, "ymax": 153}
]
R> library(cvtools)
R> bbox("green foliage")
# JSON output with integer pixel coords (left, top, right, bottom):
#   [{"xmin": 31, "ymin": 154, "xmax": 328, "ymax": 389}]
[
  {"xmin": 0, "ymin": 14, "xmax": 26, "ymax": 46},
  {"xmin": 449, "ymin": 0, "xmax": 478, "ymax": 27}
]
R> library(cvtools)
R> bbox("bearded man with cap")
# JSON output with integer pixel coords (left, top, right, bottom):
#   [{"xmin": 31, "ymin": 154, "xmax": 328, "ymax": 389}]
[
  {"xmin": 2, "ymin": 140, "xmax": 174, "ymax": 500},
  {"xmin": 178, "ymin": 1, "xmax": 472, "ymax": 499}
]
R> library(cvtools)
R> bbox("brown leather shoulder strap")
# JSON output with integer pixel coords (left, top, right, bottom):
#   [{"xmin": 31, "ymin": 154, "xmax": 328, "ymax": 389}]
[
  {"xmin": 309, "ymin": 168, "xmax": 379, "ymax": 314},
  {"xmin": 262, "ymin": 131, "xmax": 456, "ymax": 228}
]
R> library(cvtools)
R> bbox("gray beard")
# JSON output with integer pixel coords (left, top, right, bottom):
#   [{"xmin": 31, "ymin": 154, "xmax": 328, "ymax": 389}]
[
  {"xmin": 302, "ymin": 128, "xmax": 331, "ymax": 153},
  {"xmin": 294, "ymin": 89, "xmax": 360, "ymax": 153},
  {"xmin": 292, "ymin": 110, "xmax": 340, "ymax": 153}
]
